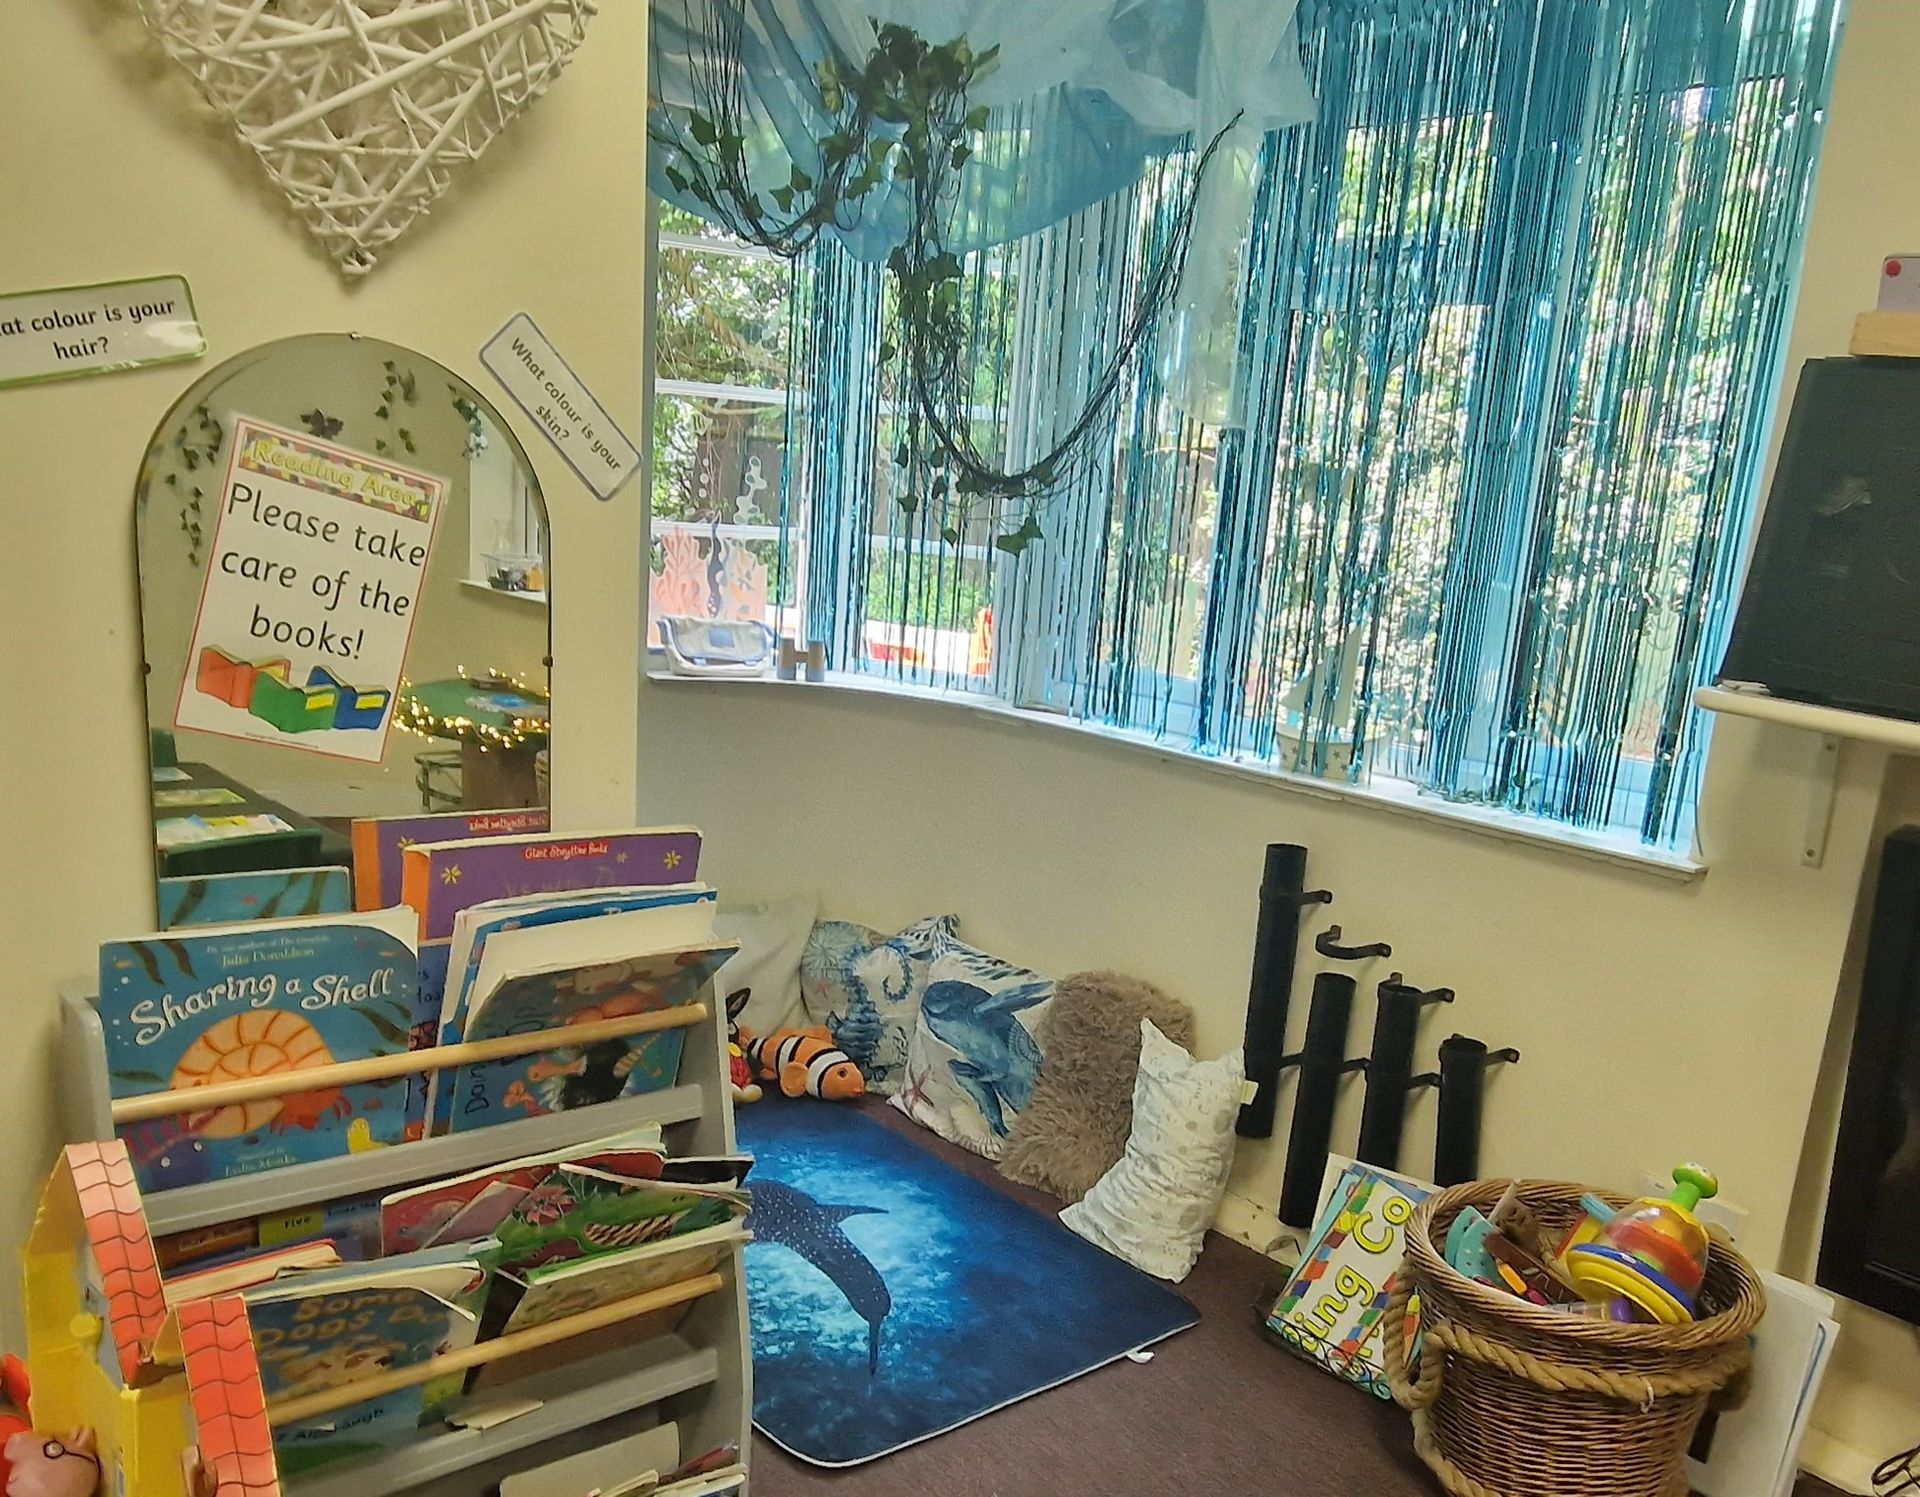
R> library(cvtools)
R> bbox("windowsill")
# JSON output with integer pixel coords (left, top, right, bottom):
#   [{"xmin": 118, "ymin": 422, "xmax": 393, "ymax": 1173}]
[
  {"xmin": 461, "ymin": 579, "xmax": 548, "ymax": 607},
  {"xmin": 643, "ymin": 664, "xmax": 1708, "ymax": 882}
]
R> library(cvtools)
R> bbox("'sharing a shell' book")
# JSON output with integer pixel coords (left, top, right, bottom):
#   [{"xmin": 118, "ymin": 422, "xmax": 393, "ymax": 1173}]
[{"xmin": 98, "ymin": 909, "xmax": 419, "ymax": 1193}]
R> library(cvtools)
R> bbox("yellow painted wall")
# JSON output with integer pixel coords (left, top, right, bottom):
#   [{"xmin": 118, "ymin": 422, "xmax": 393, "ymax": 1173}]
[
  {"xmin": 0, "ymin": 0, "xmax": 648, "ymax": 1343},
  {"xmin": 630, "ymin": 0, "xmax": 1920, "ymax": 1482}
]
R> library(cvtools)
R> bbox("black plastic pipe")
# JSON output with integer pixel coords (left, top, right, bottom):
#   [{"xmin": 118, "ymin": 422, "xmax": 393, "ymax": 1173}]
[
  {"xmin": 1433, "ymin": 1034, "xmax": 1520, "ymax": 1187},
  {"xmin": 1277, "ymin": 973, "xmax": 1360, "ymax": 1227},
  {"xmin": 1356, "ymin": 977, "xmax": 1453, "ymax": 1170},
  {"xmin": 1236, "ymin": 844, "xmax": 1323, "ymax": 1139}
]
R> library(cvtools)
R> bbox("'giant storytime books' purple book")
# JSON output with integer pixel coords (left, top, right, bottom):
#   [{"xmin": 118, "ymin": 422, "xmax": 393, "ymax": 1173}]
[
  {"xmin": 351, "ymin": 808, "xmax": 550, "ymax": 911},
  {"xmin": 400, "ymin": 827, "xmax": 703, "ymax": 942}
]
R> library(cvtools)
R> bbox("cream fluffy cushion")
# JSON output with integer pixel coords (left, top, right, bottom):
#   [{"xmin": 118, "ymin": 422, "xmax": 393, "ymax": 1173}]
[{"xmin": 1059, "ymin": 1020, "xmax": 1244, "ymax": 1282}]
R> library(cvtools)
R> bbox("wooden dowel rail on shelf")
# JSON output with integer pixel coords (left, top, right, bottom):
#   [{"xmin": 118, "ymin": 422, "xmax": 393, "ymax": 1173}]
[
  {"xmin": 264, "ymin": 1271, "xmax": 729, "ymax": 1427},
  {"xmin": 110, "ymin": 1004, "xmax": 712, "ymax": 1125}
]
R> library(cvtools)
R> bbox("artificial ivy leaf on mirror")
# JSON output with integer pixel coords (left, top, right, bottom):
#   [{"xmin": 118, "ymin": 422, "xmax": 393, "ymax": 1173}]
[
  {"xmin": 134, "ymin": 0, "xmax": 597, "ymax": 276},
  {"xmin": 136, "ymin": 334, "xmax": 553, "ymax": 903}
]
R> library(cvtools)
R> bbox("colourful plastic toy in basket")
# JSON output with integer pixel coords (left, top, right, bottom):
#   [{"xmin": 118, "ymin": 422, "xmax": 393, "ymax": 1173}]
[{"xmin": 1566, "ymin": 1163, "xmax": 1716, "ymax": 1325}]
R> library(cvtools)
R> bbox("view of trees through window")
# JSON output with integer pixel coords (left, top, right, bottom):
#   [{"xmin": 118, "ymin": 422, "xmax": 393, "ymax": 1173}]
[{"xmin": 649, "ymin": 10, "xmax": 1835, "ymax": 846}]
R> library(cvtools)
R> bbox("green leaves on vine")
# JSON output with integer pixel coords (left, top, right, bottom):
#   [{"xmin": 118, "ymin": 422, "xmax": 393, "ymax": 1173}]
[{"xmin": 657, "ymin": 21, "xmax": 1057, "ymax": 550}]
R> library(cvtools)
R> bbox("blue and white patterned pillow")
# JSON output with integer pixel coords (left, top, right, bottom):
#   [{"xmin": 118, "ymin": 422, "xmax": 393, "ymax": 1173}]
[
  {"xmin": 891, "ymin": 936, "xmax": 1054, "ymax": 1159},
  {"xmin": 799, "ymin": 914, "xmax": 957, "ymax": 1096}
]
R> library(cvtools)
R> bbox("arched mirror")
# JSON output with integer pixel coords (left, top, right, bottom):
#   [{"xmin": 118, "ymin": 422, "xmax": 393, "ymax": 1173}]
[{"xmin": 136, "ymin": 333, "xmax": 552, "ymax": 909}]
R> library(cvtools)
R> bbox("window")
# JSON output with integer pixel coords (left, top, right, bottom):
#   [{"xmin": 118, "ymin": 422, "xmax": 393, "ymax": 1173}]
[
  {"xmin": 648, "ymin": 204, "xmax": 797, "ymax": 636},
  {"xmin": 650, "ymin": 0, "xmax": 1844, "ymax": 851}
]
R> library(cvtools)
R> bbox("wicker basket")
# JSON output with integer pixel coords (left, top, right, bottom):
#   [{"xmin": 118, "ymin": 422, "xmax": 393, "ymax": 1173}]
[{"xmin": 1383, "ymin": 1179, "xmax": 1767, "ymax": 1497}]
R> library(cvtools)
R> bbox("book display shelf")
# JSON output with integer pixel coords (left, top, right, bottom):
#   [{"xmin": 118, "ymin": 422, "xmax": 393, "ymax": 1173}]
[{"xmin": 50, "ymin": 981, "xmax": 753, "ymax": 1497}]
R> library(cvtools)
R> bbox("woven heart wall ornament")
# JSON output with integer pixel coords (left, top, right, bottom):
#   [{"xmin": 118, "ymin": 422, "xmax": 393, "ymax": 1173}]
[{"xmin": 134, "ymin": 0, "xmax": 599, "ymax": 278}]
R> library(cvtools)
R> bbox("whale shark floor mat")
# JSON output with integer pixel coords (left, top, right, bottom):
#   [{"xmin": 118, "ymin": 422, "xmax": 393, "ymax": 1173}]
[{"xmin": 738, "ymin": 1098, "xmax": 1200, "ymax": 1467}]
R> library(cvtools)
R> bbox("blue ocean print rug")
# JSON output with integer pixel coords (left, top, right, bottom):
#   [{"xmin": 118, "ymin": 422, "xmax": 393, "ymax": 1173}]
[{"xmin": 738, "ymin": 1100, "xmax": 1200, "ymax": 1467}]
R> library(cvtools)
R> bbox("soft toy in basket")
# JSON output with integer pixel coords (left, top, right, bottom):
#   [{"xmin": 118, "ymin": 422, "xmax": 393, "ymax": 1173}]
[{"xmin": 1384, "ymin": 1176, "xmax": 1766, "ymax": 1497}]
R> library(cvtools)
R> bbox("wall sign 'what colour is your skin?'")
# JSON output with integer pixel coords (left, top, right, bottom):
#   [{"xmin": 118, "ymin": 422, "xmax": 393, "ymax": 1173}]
[{"xmin": 174, "ymin": 416, "xmax": 444, "ymax": 765}]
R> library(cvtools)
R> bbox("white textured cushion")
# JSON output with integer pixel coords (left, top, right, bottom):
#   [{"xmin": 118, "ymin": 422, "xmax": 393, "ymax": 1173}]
[
  {"xmin": 799, "ymin": 914, "xmax": 956, "ymax": 1095},
  {"xmin": 890, "ymin": 936, "xmax": 1053, "ymax": 1158},
  {"xmin": 712, "ymin": 893, "xmax": 818, "ymax": 1036},
  {"xmin": 1060, "ymin": 1020, "xmax": 1244, "ymax": 1281}
]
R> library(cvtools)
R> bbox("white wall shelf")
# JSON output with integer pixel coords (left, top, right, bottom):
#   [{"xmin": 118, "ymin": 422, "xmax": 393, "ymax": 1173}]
[
  {"xmin": 459, "ymin": 578, "xmax": 548, "ymax": 607},
  {"xmin": 1693, "ymin": 685, "xmax": 1920, "ymax": 867},
  {"xmin": 1695, "ymin": 685, "xmax": 1920, "ymax": 753}
]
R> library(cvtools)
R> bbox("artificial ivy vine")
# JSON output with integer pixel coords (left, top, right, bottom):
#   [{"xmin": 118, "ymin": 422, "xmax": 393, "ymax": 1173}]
[
  {"xmin": 658, "ymin": 23, "xmax": 1062, "ymax": 551},
  {"xmin": 160, "ymin": 402, "xmax": 223, "ymax": 566},
  {"xmin": 656, "ymin": 16, "xmax": 1236, "ymax": 556}
]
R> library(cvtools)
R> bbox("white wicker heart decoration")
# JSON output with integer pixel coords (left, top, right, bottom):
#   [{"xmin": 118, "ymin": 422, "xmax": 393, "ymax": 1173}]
[{"xmin": 134, "ymin": 0, "xmax": 599, "ymax": 277}]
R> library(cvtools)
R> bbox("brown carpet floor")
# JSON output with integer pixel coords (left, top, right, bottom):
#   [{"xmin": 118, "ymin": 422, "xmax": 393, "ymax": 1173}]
[{"xmin": 747, "ymin": 1103, "xmax": 1845, "ymax": 1497}]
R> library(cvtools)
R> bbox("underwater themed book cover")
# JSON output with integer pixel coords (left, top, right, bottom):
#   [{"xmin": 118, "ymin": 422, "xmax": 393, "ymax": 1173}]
[
  {"xmin": 98, "ymin": 913, "xmax": 418, "ymax": 1193},
  {"xmin": 440, "ymin": 943, "xmax": 733, "ymax": 1135},
  {"xmin": 424, "ymin": 885, "xmax": 717, "ymax": 1133},
  {"xmin": 157, "ymin": 867, "xmax": 352, "ymax": 929}
]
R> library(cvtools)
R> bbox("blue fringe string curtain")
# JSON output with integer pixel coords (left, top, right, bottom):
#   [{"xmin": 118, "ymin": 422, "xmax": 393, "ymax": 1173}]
[{"xmin": 741, "ymin": 0, "xmax": 1843, "ymax": 847}]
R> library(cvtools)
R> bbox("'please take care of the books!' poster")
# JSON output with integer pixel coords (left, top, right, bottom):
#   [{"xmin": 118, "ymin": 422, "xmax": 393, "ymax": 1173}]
[{"xmin": 173, "ymin": 415, "xmax": 444, "ymax": 765}]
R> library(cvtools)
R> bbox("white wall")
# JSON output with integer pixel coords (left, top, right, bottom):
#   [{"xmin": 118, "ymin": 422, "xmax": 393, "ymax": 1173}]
[
  {"xmin": 0, "ymin": 0, "xmax": 648, "ymax": 1341},
  {"xmin": 632, "ymin": 0, "xmax": 1920, "ymax": 1481}
]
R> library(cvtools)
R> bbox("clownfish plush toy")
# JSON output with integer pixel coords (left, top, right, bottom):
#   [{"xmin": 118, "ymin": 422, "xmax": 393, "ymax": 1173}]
[{"xmin": 738, "ymin": 1025, "xmax": 866, "ymax": 1101}]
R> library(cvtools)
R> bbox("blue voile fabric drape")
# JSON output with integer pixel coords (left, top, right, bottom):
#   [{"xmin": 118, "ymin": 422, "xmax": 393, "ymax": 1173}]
[{"xmin": 763, "ymin": 0, "xmax": 1845, "ymax": 849}]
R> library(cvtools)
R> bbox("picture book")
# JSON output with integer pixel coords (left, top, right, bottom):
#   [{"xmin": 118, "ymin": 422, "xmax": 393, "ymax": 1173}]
[
  {"xmin": 497, "ymin": 1423, "xmax": 682, "ymax": 1497},
  {"xmin": 441, "ymin": 941, "xmax": 735, "ymax": 1136},
  {"xmin": 397, "ymin": 825, "xmax": 702, "ymax": 1133},
  {"xmin": 155, "ymin": 812, "xmax": 294, "ymax": 849},
  {"xmin": 158, "ymin": 1189, "xmax": 386, "ymax": 1275},
  {"xmin": 1265, "ymin": 1160, "xmax": 1434, "ymax": 1399},
  {"xmin": 378, "ymin": 1122, "xmax": 667, "ymax": 1256},
  {"xmin": 424, "ymin": 885, "xmax": 718, "ymax": 1131},
  {"xmin": 349, "ymin": 807, "xmax": 550, "ymax": 911},
  {"xmin": 490, "ymin": 1220, "xmax": 747, "ymax": 1337},
  {"xmin": 443, "ymin": 886, "xmax": 719, "ymax": 1045},
  {"xmin": 644, "ymin": 1447, "xmax": 747, "ymax": 1497},
  {"xmin": 163, "ymin": 1239, "xmax": 342, "ymax": 1304},
  {"xmin": 400, "ymin": 826, "xmax": 704, "ymax": 943},
  {"xmin": 157, "ymin": 866, "xmax": 352, "ymax": 929},
  {"xmin": 98, "ymin": 908, "xmax": 419, "ymax": 1193},
  {"xmin": 493, "ymin": 1165, "xmax": 749, "ymax": 1273},
  {"xmin": 244, "ymin": 1240, "xmax": 497, "ymax": 1477},
  {"xmin": 154, "ymin": 786, "xmax": 245, "ymax": 809},
  {"xmin": 1686, "ymin": 1272, "xmax": 1838, "ymax": 1497},
  {"xmin": 497, "ymin": 1433, "xmax": 743, "ymax": 1497}
]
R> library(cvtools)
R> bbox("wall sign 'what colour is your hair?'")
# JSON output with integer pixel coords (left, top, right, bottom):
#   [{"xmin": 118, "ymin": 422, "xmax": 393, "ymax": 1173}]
[
  {"xmin": 0, "ymin": 275, "xmax": 204, "ymax": 389},
  {"xmin": 174, "ymin": 416, "xmax": 444, "ymax": 765}
]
